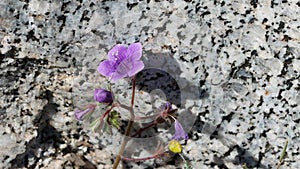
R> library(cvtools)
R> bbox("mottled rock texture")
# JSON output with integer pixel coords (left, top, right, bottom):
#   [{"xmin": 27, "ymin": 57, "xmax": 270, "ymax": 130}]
[{"xmin": 0, "ymin": 0, "xmax": 299, "ymax": 168}]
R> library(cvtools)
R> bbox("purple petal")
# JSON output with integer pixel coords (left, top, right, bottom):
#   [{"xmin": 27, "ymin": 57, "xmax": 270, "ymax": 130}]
[
  {"xmin": 117, "ymin": 59, "xmax": 132, "ymax": 73},
  {"xmin": 110, "ymin": 70, "xmax": 128, "ymax": 82},
  {"xmin": 98, "ymin": 60, "xmax": 116, "ymax": 77},
  {"xmin": 110, "ymin": 59, "xmax": 133, "ymax": 81},
  {"xmin": 127, "ymin": 60, "xmax": 144, "ymax": 77},
  {"xmin": 171, "ymin": 120, "xmax": 189, "ymax": 140},
  {"xmin": 74, "ymin": 109, "xmax": 90, "ymax": 120},
  {"xmin": 126, "ymin": 43, "xmax": 142, "ymax": 60},
  {"xmin": 108, "ymin": 44, "xmax": 127, "ymax": 62},
  {"xmin": 74, "ymin": 104, "xmax": 96, "ymax": 121}
]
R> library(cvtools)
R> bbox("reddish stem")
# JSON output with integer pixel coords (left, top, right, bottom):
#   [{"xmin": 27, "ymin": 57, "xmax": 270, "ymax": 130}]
[
  {"xmin": 131, "ymin": 121, "xmax": 158, "ymax": 137},
  {"xmin": 131, "ymin": 76, "xmax": 136, "ymax": 107},
  {"xmin": 98, "ymin": 105, "xmax": 115, "ymax": 130},
  {"xmin": 134, "ymin": 113, "xmax": 160, "ymax": 121}
]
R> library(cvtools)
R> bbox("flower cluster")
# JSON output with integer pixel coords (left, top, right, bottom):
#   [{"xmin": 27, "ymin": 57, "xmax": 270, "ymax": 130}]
[{"xmin": 73, "ymin": 42, "xmax": 190, "ymax": 168}]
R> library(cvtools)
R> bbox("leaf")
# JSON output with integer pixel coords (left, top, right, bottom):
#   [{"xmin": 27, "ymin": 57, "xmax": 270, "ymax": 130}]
[
  {"xmin": 108, "ymin": 110, "xmax": 121, "ymax": 130},
  {"xmin": 184, "ymin": 162, "xmax": 193, "ymax": 169},
  {"xmin": 103, "ymin": 121, "xmax": 113, "ymax": 135},
  {"xmin": 89, "ymin": 117, "xmax": 102, "ymax": 132},
  {"xmin": 277, "ymin": 140, "xmax": 288, "ymax": 169}
]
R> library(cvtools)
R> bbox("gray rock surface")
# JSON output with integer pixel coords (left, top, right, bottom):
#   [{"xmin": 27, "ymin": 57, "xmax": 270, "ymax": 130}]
[{"xmin": 1, "ymin": 0, "xmax": 299, "ymax": 168}]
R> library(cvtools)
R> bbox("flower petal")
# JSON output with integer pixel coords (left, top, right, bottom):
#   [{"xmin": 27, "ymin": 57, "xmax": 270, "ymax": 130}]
[
  {"xmin": 110, "ymin": 66, "xmax": 128, "ymax": 82},
  {"xmin": 110, "ymin": 58, "xmax": 133, "ymax": 81},
  {"xmin": 74, "ymin": 104, "xmax": 96, "ymax": 121},
  {"xmin": 98, "ymin": 43, "xmax": 144, "ymax": 82},
  {"xmin": 171, "ymin": 120, "xmax": 189, "ymax": 140},
  {"xmin": 74, "ymin": 109, "xmax": 90, "ymax": 120},
  {"xmin": 127, "ymin": 43, "xmax": 142, "ymax": 60},
  {"xmin": 127, "ymin": 60, "xmax": 144, "ymax": 77},
  {"xmin": 108, "ymin": 44, "xmax": 127, "ymax": 62},
  {"xmin": 98, "ymin": 60, "xmax": 116, "ymax": 77}
]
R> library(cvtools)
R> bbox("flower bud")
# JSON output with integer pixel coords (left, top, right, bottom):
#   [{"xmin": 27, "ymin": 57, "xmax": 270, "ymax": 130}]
[
  {"xmin": 74, "ymin": 104, "xmax": 96, "ymax": 121},
  {"xmin": 171, "ymin": 120, "xmax": 189, "ymax": 140},
  {"xmin": 94, "ymin": 89, "xmax": 113, "ymax": 104},
  {"xmin": 156, "ymin": 102, "xmax": 177, "ymax": 123}
]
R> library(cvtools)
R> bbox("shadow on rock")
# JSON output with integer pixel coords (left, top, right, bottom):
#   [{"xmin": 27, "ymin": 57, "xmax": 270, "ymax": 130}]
[
  {"xmin": 192, "ymin": 111, "xmax": 269, "ymax": 169},
  {"xmin": 136, "ymin": 51, "xmax": 206, "ymax": 108},
  {"xmin": 10, "ymin": 90, "xmax": 97, "ymax": 169},
  {"xmin": 10, "ymin": 90, "xmax": 63, "ymax": 168}
]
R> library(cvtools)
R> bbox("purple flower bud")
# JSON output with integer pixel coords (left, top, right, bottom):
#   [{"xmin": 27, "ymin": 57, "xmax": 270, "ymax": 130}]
[
  {"xmin": 156, "ymin": 102, "xmax": 178, "ymax": 123},
  {"xmin": 171, "ymin": 120, "xmax": 189, "ymax": 140},
  {"xmin": 94, "ymin": 89, "xmax": 113, "ymax": 104},
  {"xmin": 165, "ymin": 102, "xmax": 172, "ymax": 110},
  {"xmin": 74, "ymin": 104, "xmax": 96, "ymax": 121}
]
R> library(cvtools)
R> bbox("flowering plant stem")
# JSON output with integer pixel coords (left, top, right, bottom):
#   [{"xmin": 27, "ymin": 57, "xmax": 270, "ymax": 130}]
[{"xmin": 113, "ymin": 77, "xmax": 136, "ymax": 169}]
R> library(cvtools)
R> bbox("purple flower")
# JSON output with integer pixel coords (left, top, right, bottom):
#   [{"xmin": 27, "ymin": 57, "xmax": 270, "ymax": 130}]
[
  {"xmin": 74, "ymin": 104, "xmax": 96, "ymax": 120},
  {"xmin": 171, "ymin": 120, "xmax": 189, "ymax": 140},
  {"xmin": 94, "ymin": 89, "xmax": 113, "ymax": 104},
  {"xmin": 97, "ymin": 43, "xmax": 144, "ymax": 82}
]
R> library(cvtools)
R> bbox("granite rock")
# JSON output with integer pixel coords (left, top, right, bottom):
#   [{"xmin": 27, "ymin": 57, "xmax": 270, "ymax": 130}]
[{"xmin": 0, "ymin": 0, "xmax": 299, "ymax": 168}]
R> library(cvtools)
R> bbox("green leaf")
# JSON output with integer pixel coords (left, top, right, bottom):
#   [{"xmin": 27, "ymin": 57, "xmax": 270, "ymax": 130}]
[
  {"xmin": 89, "ymin": 117, "xmax": 101, "ymax": 132},
  {"xmin": 277, "ymin": 140, "xmax": 288, "ymax": 169},
  {"xmin": 108, "ymin": 110, "xmax": 121, "ymax": 130},
  {"xmin": 184, "ymin": 162, "xmax": 193, "ymax": 169},
  {"xmin": 103, "ymin": 122, "xmax": 113, "ymax": 135}
]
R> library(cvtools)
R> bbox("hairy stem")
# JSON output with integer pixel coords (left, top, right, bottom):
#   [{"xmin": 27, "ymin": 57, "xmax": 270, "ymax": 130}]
[
  {"xmin": 179, "ymin": 153, "xmax": 187, "ymax": 164},
  {"xmin": 113, "ymin": 76, "xmax": 136, "ymax": 169}
]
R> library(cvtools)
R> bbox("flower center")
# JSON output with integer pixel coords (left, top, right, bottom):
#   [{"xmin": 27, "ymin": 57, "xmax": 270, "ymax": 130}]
[
  {"xmin": 113, "ymin": 51, "xmax": 119, "ymax": 60},
  {"xmin": 112, "ymin": 51, "xmax": 123, "ymax": 66}
]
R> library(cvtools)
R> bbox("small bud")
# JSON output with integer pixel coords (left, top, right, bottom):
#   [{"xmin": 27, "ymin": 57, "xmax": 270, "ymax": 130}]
[
  {"xmin": 74, "ymin": 104, "xmax": 96, "ymax": 121},
  {"xmin": 165, "ymin": 102, "xmax": 172, "ymax": 110},
  {"xmin": 168, "ymin": 140, "xmax": 182, "ymax": 153},
  {"xmin": 156, "ymin": 102, "xmax": 178, "ymax": 123},
  {"xmin": 94, "ymin": 89, "xmax": 113, "ymax": 104}
]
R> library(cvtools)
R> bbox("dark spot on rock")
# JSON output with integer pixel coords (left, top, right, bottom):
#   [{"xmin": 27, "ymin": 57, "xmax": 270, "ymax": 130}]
[
  {"xmin": 262, "ymin": 18, "xmax": 268, "ymax": 24},
  {"xmin": 250, "ymin": 0, "xmax": 258, "ymax": 8},
  {"xmin": 127, "ymin": 2, "xmax": 138, "ymax": 10},
  {"xmin": 26, "ymin": 30, "xmax": 39, "ymax": 42}
]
